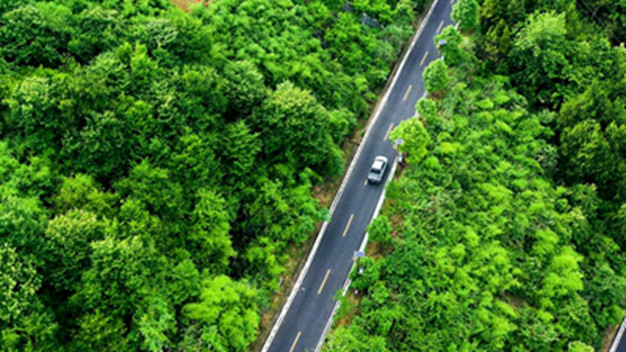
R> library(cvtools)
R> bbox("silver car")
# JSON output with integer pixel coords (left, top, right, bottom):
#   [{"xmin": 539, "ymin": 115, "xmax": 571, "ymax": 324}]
[{"xmin": 367, "ymin": 156, "xmax": 388, "ymax": 184}]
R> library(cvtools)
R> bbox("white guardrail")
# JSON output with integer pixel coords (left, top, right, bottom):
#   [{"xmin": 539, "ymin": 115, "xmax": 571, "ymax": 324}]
[{"xmin": 261, "ymin": 0, "xmax": 441, "ymax": 350}]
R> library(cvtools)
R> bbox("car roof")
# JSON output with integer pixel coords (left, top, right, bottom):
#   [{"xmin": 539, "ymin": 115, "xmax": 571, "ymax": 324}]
[
  {"xmin": 372, "ymin": 160, "xmax": 384, "ymax": 170},
  {"xmin": 375, "ymin": 156, "xmax": 388, "ymax": 163}
]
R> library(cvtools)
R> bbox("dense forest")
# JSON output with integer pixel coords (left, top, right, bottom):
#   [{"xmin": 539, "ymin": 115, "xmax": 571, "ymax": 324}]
[
  {"xmin": 0, "ymin": 0, "xmax": 431, "ymax": 350},
  {"xmin": 325, "ymin": 0, "xmax": 626, "ymax": 351}
]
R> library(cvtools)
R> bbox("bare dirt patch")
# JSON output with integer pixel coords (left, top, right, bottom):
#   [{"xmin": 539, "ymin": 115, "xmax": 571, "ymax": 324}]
[
  {"xmin": 603, "ymin": 323, "xmax": 621, "ymax": 352},
  {"xmin": 335, "ymin": 291, "xmax": 363, "ymax": 329},
  {"xmin": 172, "ymin": 0, "xmax": 202, "ymax": 11}
]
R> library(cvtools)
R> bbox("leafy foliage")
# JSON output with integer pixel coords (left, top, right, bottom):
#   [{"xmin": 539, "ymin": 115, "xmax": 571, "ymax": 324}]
[
  {"xmin": 0, "ymin": 0, "xmax": 429, "ymax": 350},
  {"xmin": 451, "ymin": 0, "xmax": 479, "ymax": 31},
  {"xmin": 0, "ymin": 243, "xmax": 58, "ymax": 351},
  {"xmin": 423, "ymin": 59, "xmax": 450, "ymax": 94},
  {"xmin": 327, "ymin": 2, "xmax": 626, "ymax": 349},
  {"xmin": 389, "ymin": 117, "xmax": 431, "ymax": 163}
]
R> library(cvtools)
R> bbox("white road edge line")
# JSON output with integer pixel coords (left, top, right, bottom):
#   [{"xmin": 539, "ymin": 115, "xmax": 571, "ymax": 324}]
[
  {"xmin": 261, "ymin": 0, "xmax": 441, "ymax": 350},
  {"xmin": 610, "ymin": 318, "xmax": 626, "ymax": 352}
]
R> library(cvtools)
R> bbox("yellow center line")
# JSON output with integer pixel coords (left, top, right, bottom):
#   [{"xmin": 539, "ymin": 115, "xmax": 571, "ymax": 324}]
[
  {"xmin": 364, "ymin": 179, "xmax": 369, "ymax": 185},
  {"xmin": 437, "ymin": 20, "xmax": 445, "ymax": 34},
  {"xmin": 420, "ymin": 51, "xmax": 429, "ymax": 66},
  {"xmin": 289, "ymin": 331, "xmax": 302, "ymax": 352},
  {"xmin": 317, "ymin": 269, "xmax": 332, "ymax": 295},
  {"xmin": 403, "ymin": 85, "xmax": 413, "ymax": 102},
  {"xmin": 342, "ymin": 214, "xmax": 355, "ymax": 237},
  {"xmin": 384, "ymin": 123, "xmax": 394, "ymax": 141}
]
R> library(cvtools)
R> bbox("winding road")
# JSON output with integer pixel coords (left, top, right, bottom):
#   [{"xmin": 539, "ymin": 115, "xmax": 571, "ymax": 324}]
[{"xmin": 263, "ymin": 1, "xmax": 454, "ymax": 350}]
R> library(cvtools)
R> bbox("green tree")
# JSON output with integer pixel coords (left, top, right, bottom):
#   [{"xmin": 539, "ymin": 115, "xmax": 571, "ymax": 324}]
[
  {"xmin": 144, "ymin": 8, "xmax": 212, "ymax": 65},
  {"xmin": 509, "ymin": 11, "xmax": 569, "ymax": 105},
  {"xmin": 423, "ymin": 59, "xmax": 450, "ymax": 94},
  {"xmin": 567, "ymin": 341, "xmax": 594, "ymax": 352},
  {"xmin": 350, "ymin": 256, "xmax": 382, "ymax": 292},
  {"xmin": 68, "ymin": 7, "xmax": 124, "ymax": 63},
  {"xmin": 483, "ymin": 19, "xmax": 512, "ymax": 69},
  {"xmin": 435, "ymin": 26, "xmax": 467, "ymax": 66},
  {"xmin": 559, "ymin": 120, "xmax": 614, "ymax": 193},
  {"xmin": 169, "ymin": 133, "xmax": 223, "ymax": 192},
  {"xmin": 44, "ymin": 210, "xmax": 105, "ymax": 292},
  {"xmin": 417, "ymin": 97, "xmax": 437, "ymax": 120},
  {"xmin": 182, "ymin": 275, "xmax": 259, "ymax": 352},
  {"xmin": 217, "ymin": 121, "xmax": 261, "ymax": 188},
  {"xmin": 252, "ymin": 81, "xmax": 338, "ymax": 175},
  {"xmin": 53, "ymin": 174, "xmax": 117, "ymax": 217},
  {"xmin": 0, "ymin": 4, "xmax": 69, "ymax": 67},
  {"xmin": 172, "ymin": 65, "xmax": 227, "ymax": 123},
  {"xmin": 584, "ymin": 263, "xmax": 626, "ymax": 329},
  {"xmin": 451, "ymin": 0, "xmax": 479, "ymax": 31},
  {"xmin": 368, "ymin": 215, "xmax": 393, "ymax": 247},
  {"xmin": 71, "ymin": 235, "xmax": 175, "ymax": 351},
  {"xmin": 0, "ymin": 194, "xmax": 47, "ymax": 266},
  {"xmin": 0, "ymin": 243, "xmax": 58, "ymax": 351},
  {"xmin": 480, "ymin": 0, "xmax": 526, "ymax": 29},
  {"xmin": 222, "ymin": 60, "xmax": 268, "ymax": 119},
  {"xmin": 390, "ymin": 117, "xmax": 431, "ymax": 163},
  {"xmin": 324, "ymin": 326, "xmax": 362, "ymax": 352},
  {"xmin": 188, "ymin": 190, "xmax": 236, "ymax": 273},
  {"xmin": 114, "ymin": 160, "xmax": 184, "ymax": 222},
  {"xmin": 62, "ymin": 109, "xmax": 131, "ymax": 182},
  {"xmin": 539, "ymin": 247, "xmax": 584, "ymax": 307},
  {"xmin": 70, "ymin": 310, "xmax": 129, "ymax": 352},
  {"xmin": 6, "ymin": 75, "xmax": 60, "ymax": 154}
]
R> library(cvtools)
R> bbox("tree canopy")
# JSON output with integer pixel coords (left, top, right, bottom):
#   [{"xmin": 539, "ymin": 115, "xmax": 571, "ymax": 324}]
[
  {"xmin": 0, "ymin": 0, "xmax": 431, "ymax": 350},
  {"xmin": 326, "ymin": 0, "xmax": 626, "ymax": 350}
]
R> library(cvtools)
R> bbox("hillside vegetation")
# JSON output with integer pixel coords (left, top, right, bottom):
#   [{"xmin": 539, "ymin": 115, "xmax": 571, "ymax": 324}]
[
  {"xmin": 0, "ymin": 0, "xmax": 430, "ymax": 350},
  {"xmin": 326, "ymin": 0, "xmax": 626, "ymax": 351}
]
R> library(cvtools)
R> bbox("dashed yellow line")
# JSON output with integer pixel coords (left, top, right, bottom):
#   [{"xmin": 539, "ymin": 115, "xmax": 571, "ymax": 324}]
[
  {"xmin": 420, "ymin": 51, "xmax": 429, "ymax": 66},
  {"xmin": 403, "ymin": 85, "xmax": 412, "ymax": 102},
  {"xmin": 437, "ymin": 20, "xmax": 445, "ymax": 34},
  {"xmin": 317, "ymin": 269, "xmax": 332, "ymax": 295},
  {"xmin": 289, "ymin": 331, "xmax": 302, "ymax": 352},
  {"xmin": 384, "ymin": 123, "xmax": 394, "ymax": 141},
  {"xmin": 342, "ymin": 214, "xmax": 355, "ymax": 237}
]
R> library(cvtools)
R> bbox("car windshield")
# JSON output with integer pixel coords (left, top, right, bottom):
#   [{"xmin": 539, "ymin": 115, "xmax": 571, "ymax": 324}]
[{"xmin": 372, "ymin": 161, "xmax": 384, "ymax": 171}]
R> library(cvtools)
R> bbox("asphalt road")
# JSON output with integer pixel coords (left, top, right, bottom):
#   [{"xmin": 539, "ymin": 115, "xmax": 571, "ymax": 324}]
[
  {"xmin": 266, "ymin": 1, "xmax": 454, "ymax": 351},
  {"xmin": 618, "ymin": 337, "xmax": 626, "ymax": 352}
]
